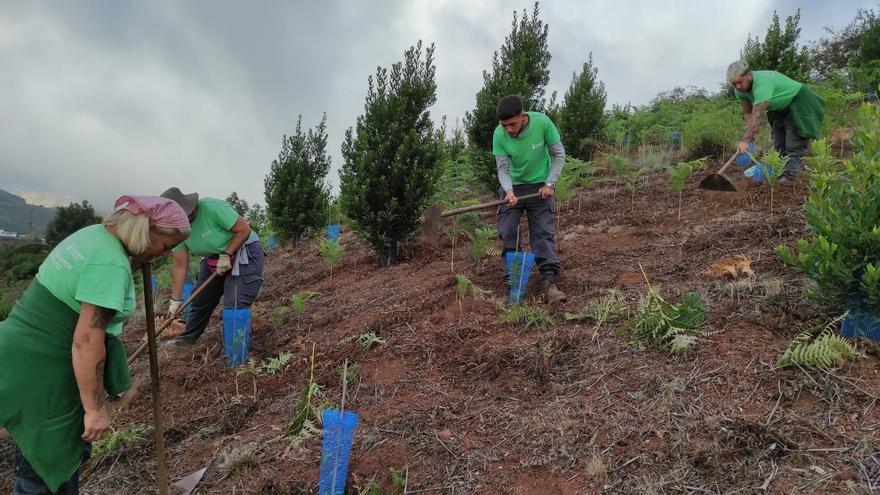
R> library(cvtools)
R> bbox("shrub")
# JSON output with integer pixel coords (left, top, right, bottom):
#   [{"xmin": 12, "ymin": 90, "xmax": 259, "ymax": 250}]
[{"xmin": 776, "ymin": 105, "xmax": 880, "ymax": 310}]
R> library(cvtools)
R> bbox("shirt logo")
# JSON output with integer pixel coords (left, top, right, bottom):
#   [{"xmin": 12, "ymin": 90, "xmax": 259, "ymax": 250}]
[{"xmin": 531, "ymin": 143, "xmax": 543, "ymax": 150}]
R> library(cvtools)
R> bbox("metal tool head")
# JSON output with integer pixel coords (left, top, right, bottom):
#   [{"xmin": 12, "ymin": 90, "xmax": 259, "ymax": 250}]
[
  {"xmin": 698, "ymin": 173, "xmax": 737, "ymax": 192},
  {"xmin": 420, "ymin": 203, "xmax": 445, "ymax": 249}
]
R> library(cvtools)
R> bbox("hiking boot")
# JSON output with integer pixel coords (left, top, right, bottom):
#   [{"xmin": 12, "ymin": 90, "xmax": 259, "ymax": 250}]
[
  {"xmin": 173, "ymin": 336, "xmax": 197, "ymax": 347},
  {"xmin": 544, "ymin": 282, "xmax": 567, "ymax": 303}
]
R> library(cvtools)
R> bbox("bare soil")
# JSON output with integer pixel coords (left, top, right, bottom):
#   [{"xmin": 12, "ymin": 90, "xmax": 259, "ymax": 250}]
[{"xmin": 2, "ymin": 167, "xmax": 879, "ymax": 494}]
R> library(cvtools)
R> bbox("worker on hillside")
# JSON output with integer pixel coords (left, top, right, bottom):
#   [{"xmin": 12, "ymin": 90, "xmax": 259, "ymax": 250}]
[
  {"xmin": 160, "ymin": 187, "xmax": 265, "ymax": 345},
  {"xmin": 0, "ymin": 196, "xmax": 190, "ymax": 493},
  {"xmin": 493, "ymin": 94, "xmax": 566, "ymax": 302},
  {"xmin": 727, "ymin": 60, "xmax": 826, "ymax": 181}
]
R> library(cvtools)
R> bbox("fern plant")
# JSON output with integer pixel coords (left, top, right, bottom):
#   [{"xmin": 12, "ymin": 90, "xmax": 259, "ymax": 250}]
[
  {"xmin": 235, "ymin": 359, "xmax": 262, "ymax": 399},
  {"xmin": 623, "ymin": 266, "xmax": 707, "ymax": 353},
  {"xmin": 350, "ymin": 331, "xmax": 386, "ymax": 351},
  {"xmin": 497, "ymin": 303, "xmax": 551, "ymax": 330},
  {"xmin": 666, "ymin": 157, "xmax": 708, "ymax": 221},
  {"xmin": 92, "ymin": 425, "xmax": 150, "ymax": 458},
  {"xmin": 443, "ymin": 209, "xmax": 480, "ymax": 273},
  {"xmin": 565, "ymin": 289, "xmax": 629, "ymax": 331},
  {"xmin": 778, "ymin": 315, "xmax": 863, "ymax": 369},
  {"xmin": 318, "ymin": 238, "xmax": 346, "ymax": 280},
  {"xmin": 753, "ymin": 149, "xmax": 787, "ymax": 220},
  {"xmin": 263, "ymin": 351, "xmax": 293, "ymax": 375},
  {"xmin": 291, "ymin": 291, "xmax": 318, "ymax": 316},
  {"xmin": 468, "ymin": 227, "xmax": 499, "ymax": 265},
  {"xmin": 286, "ymin": 344, "xmax": 330, "ymax": 448}
]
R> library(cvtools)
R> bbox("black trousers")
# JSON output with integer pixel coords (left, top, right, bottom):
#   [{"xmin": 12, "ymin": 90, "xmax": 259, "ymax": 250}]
[{"xmin": 495, "ymin": 183, "xmax": 560, "ymax": 281}]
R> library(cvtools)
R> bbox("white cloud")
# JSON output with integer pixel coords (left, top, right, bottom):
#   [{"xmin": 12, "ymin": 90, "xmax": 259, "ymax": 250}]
[{"xmin": 0, "ymin": 0, "xmax": 868, "ymax": 210}]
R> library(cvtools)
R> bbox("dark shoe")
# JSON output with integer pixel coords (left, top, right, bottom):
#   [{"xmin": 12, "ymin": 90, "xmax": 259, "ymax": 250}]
[
  {"xmin": 544, "ymin": 282, "xmax": 566, "ymax": 303},
  {"xmin": 173, "ymin": 336, "xmax": 197, "ymax": 347}
]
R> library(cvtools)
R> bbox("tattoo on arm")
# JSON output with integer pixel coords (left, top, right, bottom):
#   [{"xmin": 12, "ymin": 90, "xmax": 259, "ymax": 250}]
[
  {"xmin": 743, "ymin": 102, "xmax": 768, "ymax": 141},
  {"xmin": 90, "ymin": 306, "xmax": 115, "ymax": 329},
  {"xmin": 92, "ymin": 359, "xmax": 106, "ymax": 406}
]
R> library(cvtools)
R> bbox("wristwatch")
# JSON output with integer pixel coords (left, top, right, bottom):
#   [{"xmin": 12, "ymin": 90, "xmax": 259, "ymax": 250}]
[{"xmin": 544, "ymin": 182, "xmax": 556, "ymax": 189}]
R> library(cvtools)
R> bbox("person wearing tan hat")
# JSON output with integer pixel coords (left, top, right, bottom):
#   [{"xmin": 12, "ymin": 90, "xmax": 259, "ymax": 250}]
[{"xmin": 160, "ymin": 187, "xmax": 265, "ymax": 346}]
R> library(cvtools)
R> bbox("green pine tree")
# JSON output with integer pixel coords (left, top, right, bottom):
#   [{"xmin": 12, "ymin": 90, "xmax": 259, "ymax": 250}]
[
  {"xmin": 339, "ymin": 41, "xmax": 442, "ymax": 266},
  {"xmin": 45, "ymin": 201, "xmax": 101, "ymax": 247},
  {"xmin": 559, "ymin": 53, "xmax": 607, "ymax": 161},
  {"xmin": 741, "ymin": 10, "xmax": 811, "ymax": 82},
  {"xmin": 463, "ymin": 2, "xmax": 552, "ymax": 192},
  {"xmin": 264, "ymin": 114, "xmax": 331, "ymax": 246}
]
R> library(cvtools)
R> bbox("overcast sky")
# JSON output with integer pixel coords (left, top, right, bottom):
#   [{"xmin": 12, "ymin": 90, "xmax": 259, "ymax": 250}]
[{"xmin": 0, "ymin": 0, "xmax": 871, "ymax": 212}]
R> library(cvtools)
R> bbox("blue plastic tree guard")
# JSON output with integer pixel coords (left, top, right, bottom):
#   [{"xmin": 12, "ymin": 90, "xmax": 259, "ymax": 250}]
[
  {"xmin": 506, "ymin": 252, "xmax": 536, "ymax": 304},
  {"xmin": 842, "ymin": 304, "xmax": 880, "ymax": 342},
  {"xmin": 222, "ymin": 308, "xmax": 252, "ymax": 366},
  {"xmin": 319, "ymin": 409, "xmax": 359, "ymax": 495},
  {"xmin": 327, "ymin": 225, "xmax": 341, "ymax": 243},
  {"xmin": 266, "ymin": 234, "xmax": 278, "ymax": 251},
  {"xmin": 150, "ymin": 276, "xmax": 158, "ymax": 293}
]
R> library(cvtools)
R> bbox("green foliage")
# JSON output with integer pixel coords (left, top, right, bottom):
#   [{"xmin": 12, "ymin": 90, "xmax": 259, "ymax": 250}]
[
  {"xmin": 666, "ymin": 157, "xmax": 708, "ymax": 220},
  {"xmin": 351, "ymin": 331, "xmax": 387, "ymax": 351},
  {"xmin": 318, "ymin": 238, "xmax": 346, "ymax": 279},
  {"xmin": 565, "ymin": 289, "xmax": 629, "ymax": 327},
  {"xmin": 777, "ymin": 316, "xmax": 863, "ymax": 369},
  {"xmin": 44, "ymin": 200, "xmax": 101, "ymax": 247},
  {"xmin": 623, "ymin": 269, "xmax": 707, "ymax": 353},
  {"xmin": 286, "ymin": 348, "xmax": 330, "ymax": 448},
  {"xmin": 742, "ymin": 9, "xmax": 811, "ymax": 82},
  {"xmin": 754, "ymin": 149, "xmax": 788, "ymax": 219},
  {"xmin": 341, "ymin": 361, "xmax": 360, "ymax": 385},
  {"xmin": 559, "ymin": 53, "xmax": 607, "ymax": 161},
  {"xmin": 198, "ymin": 425, "xmax": 220, "ymax": 439},
  {"xmin": 464, "ymin": 3, "xmax": 552, "ymax": 191},
  {"xmin": 92, "ymin": 425, "xmax": 150, "ymax": 458},
  {"xmin": 263, "ymin": 351, "xmax": 293, "ymax": 375},
  {"xmin": 497, "ymin": 303, "xmax": 551, "ymax": 330},
  {"xmin": 468, "ymin": 227, "xmax": 498, "ymax": 264},
  {"xmin": 340, "ymin": 41, "xmax": 442, "ymax": 266},
  {"xmin": 555, "ymin": 157, "xmax": 593, "ymax": 203},
  {"xmin": 810, "ymin": 7, "xmax": 879, "ymax": 82},
  {"xmin": 0, "ymin": 242, "xmax": 47, "ymax": 282},
  {"xmin": 290, "ymin": 291, "xmax": 318, "ymax": 316},
  {"xmin": 455, "ymin": 273, "xmax": 492, "ymax": 301},
  {"xmin": 269, "ymin": 306, "xmax": 287, "ymax": 327},
  {"xmin": 264, "ymin": 114, "xmax": 331, "ymax": 246},
  {"xmin": 225, "ymin": 192, "xmax": 268, "ymax": 236},
  {"xmin": 776, "ymin": 105, "xmax": 880, "ymax": 309}
]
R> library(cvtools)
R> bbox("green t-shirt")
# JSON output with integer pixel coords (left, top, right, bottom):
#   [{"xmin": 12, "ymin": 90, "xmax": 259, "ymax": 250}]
[
  {"xmin": 492, "ymin": 111, "xmax": 561, "ymax": 184},
  {"xmin": 35, "ymin": 224, "xmax": 134, "ymax": 336},
  {"xmin": 173, "ymin": 198, "xmax": 239, "ymax": 256},
  {"xmin": 734, "ymin": 70, "xmax": 803, "ymax": 111}
]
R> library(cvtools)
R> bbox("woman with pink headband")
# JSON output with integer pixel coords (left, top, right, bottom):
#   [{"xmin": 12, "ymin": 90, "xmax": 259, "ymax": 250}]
[{"xmin": 0, "ymin": 195, "xmax": 190, "ymax": 494}]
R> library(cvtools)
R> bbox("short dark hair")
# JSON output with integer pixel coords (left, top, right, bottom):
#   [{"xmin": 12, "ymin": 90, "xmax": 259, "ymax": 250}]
[{"xmin": 496, "ymin": 95, "xmax": 524, "ymax": 120}]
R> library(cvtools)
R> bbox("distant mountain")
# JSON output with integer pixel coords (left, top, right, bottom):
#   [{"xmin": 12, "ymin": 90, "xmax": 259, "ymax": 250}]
[{"xmin": 0, "ymin": 190, "xmax": 56, "ymax": 236}]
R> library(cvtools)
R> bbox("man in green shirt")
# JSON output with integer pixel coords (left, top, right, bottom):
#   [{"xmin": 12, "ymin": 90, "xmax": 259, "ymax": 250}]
[
  {"xmin": 493, "ymin": 94, "xmax": 566, "ymax": 302},
  {"xmin": 727, "ymin": 60, "xmax": 826, "ymax": 180}
]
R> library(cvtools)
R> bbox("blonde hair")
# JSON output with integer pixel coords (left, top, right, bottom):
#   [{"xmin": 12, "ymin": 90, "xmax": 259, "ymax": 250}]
[{"xmin": 103, "ymin": 211, "xmax": 190, "ymax": 255}]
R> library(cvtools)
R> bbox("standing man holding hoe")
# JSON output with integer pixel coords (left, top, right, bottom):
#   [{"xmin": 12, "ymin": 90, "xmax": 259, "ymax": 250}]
[
  {"xmin": 727, "ymin": 60, "xmax": 825, "ymax": 181},
  {"xmin": 493, "ymin": 94, "xmax": 567, "ymax": 302}
]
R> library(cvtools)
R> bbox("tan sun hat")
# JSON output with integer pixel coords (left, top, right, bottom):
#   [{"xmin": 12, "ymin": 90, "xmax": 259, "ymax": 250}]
[{"xmin": 159, "ymin": 187, "xmax": 199, "ymax": 216}]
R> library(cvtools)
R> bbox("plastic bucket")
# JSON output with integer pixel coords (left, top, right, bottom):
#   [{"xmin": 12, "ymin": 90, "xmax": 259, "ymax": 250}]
[
  {"xmin": 222, "ymin": 308, "xmax": 252, "ymax": 366},
  {"xmin": 506, "ymin": 252, "xmax": 536, "ymax": 304},
  {"xmin": 180, "ymin": 282, "xmax": 193, "ymax": 322}
]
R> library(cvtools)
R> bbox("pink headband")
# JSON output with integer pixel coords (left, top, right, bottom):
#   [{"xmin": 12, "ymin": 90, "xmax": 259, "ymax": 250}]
[{"xmin": 113, "ymin": 195, "xmax": 190, "ymax": 229}]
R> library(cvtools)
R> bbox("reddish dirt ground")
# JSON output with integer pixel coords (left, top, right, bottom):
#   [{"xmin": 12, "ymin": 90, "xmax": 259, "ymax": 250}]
[{"xmin": 2, "ymin": 164, "xmax": 879, "ymax": 494}]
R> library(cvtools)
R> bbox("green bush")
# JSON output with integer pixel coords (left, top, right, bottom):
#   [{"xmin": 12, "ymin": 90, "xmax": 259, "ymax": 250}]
[{"xmin": 777, "ymin": 104, "xmax": 880, "ymax": 309}]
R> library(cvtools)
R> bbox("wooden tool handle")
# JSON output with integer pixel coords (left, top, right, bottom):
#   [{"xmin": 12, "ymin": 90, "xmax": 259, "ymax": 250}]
[
  {"xmin": 716, "ymin": 152, "xmax": 740, "ymax": 176},
  {"xmin": 440, "ymin": 192, "xmax": 542, "ymax": 218},
  {"xmin": 127, "ymin": 270, "xmax": 221, "ymax": 364}
]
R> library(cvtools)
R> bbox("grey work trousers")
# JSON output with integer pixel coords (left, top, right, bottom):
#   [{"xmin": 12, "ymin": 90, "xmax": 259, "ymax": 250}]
[{"xmin": 177, "ymin": 241, "xmax": 265, "ymax": 343}]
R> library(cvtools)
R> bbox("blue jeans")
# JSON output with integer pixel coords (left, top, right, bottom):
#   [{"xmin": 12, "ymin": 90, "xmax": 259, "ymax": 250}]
[{"xmin": 13, "ymin": 443, "xmax": 91, "ymax": 495}]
